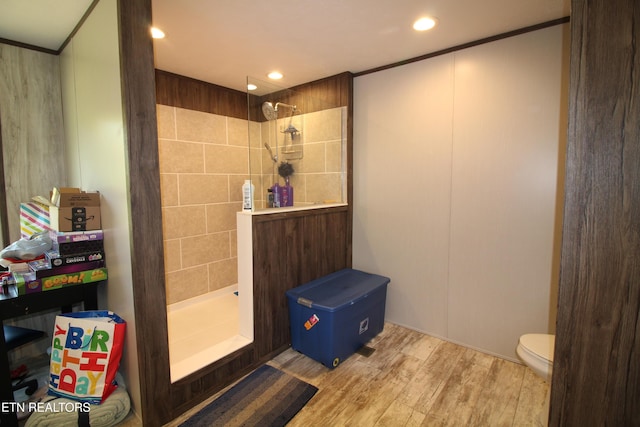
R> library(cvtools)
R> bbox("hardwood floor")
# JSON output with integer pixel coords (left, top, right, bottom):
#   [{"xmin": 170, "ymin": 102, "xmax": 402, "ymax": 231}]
[
  {"xmin": 164, "ymin": 322, "xmax": 548, "ymax": 426},
  {"xmin": 268, "ymin": 322, "xmax": 549, "ymax": 426}
]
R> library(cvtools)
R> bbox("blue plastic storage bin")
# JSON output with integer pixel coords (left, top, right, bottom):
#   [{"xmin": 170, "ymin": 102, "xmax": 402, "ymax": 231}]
[{"xmin": 286, "ymin": 268, "xmax": 390, "ymax": 368}]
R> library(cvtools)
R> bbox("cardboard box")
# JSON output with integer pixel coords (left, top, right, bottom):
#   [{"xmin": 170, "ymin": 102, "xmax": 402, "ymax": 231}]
[
  {"xmin": 45, "ymin": 188, "xmax": 101, "ymax": 232},
  {"xmin": 286, "ymin": 269, "xmax": 389, "ymax": 368}
]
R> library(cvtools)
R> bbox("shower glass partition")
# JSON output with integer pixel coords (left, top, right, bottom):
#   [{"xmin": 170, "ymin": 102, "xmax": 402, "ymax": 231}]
[{"xmin": 247, "ymin": 76, "xmax": 347, "ymax": 211}]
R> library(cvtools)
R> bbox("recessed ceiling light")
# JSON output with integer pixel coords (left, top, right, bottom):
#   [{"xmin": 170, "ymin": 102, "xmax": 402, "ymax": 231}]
[
  {"xmin": 268, "ymin": 71, "xmax": 283, "ymax": 80},
  {"xmin": 413, "ymin": 17, "xmax": 437, "ymax": 31},
  {"xmin": 151, "ymin": 27, "xmax": 165, "ymax": 39},
  {"xmin": 247, "ymin": 83, "xmax": 257, "ymax": 91}
]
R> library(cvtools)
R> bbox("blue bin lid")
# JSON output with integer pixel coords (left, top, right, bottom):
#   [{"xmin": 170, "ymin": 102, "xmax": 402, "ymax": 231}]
[{"xmin": 286, "ymin": 268, "xmax": 390, "ymax": 312}]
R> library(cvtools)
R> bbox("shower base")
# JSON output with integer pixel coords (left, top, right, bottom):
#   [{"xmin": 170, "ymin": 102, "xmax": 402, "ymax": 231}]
[{"xmin": 167, "ymin": 285, "xmax": 252, "ymax": 382}]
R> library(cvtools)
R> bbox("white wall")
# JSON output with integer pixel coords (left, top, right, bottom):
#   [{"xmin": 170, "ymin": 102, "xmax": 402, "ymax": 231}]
[
  {"xmin": 353, "ymin": 24, "xmax": 569, "ymax": 360},
  {"xmin": 60, "ymin": 0, "xmax": 141, "ymax": 418}
]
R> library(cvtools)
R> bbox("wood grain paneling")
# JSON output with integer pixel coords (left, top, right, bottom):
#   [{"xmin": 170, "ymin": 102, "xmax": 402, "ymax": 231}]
[
  {"xmin": 0, "ymin": 44, "xmax": 66, "ymax": 244},
  {"xmin": 155, "ymin": 69, "xmax": 248, "ymax": 119},
  {"xmin": 252, "ymin": 206, "xmax": 351, "ymax": 357},
  {"xmin": 272, "ymin": 72, "xmax": 351, "ymax": 112},
  {"xmin": 550, "ymin": 0, "xmax": 640, "ymax": 425},
  {"xmin": 158, "ymin": 69, "xmax": 353, "ymax": 125},
  {"xmin": 0, "ymin": 116, "xmax": 7, "ymax": 247},
  {"xmin": 118, "ymin": 1, "xmax": 171, "ymax": 426}
]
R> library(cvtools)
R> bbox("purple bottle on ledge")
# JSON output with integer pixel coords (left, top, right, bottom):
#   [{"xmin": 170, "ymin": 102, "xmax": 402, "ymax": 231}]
[{"xmin": 281, "ymin": 177, "xmax": 294, "ymax": 206}]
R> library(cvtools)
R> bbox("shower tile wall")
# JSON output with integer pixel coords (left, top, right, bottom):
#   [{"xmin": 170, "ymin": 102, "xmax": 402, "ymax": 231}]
[
  {"xmin": 157, "ymin": 104, "xmax": 250, "ymax": 304},
  {"xmin": 257, "ymin": 106, "xmax": 346, "ymax": 207},
  {"xmin": 156, "ymin": 104, "xmax": 345, "ymax": 303}
]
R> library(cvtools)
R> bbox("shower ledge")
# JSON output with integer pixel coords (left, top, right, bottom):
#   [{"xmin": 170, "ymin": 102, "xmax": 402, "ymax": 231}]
[{"xmin": 241, "ymin": 202, "xmax": 348, "ymax": 216}]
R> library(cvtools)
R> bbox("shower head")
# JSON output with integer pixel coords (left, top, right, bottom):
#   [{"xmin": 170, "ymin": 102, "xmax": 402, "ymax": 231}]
[
  {"xmin": 264, "ymin": 142, "xmax": 277, "ymax": 162},
  {"xmin": 261, "ymin": 101, "xmax": 297, "ymax": 120},
  {"xmin": 262, "ymin": 102, "xmax": 278, "ymax": 120}
]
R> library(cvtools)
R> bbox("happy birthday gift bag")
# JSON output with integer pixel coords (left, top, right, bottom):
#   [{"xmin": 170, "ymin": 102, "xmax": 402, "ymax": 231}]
[{"xmin": 48, "ymin": 310, "xmax": 126, "ymax": 404}]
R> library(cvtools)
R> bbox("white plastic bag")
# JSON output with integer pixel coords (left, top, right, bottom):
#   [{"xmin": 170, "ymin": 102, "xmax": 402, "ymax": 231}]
[{"xmin": 0, "ymin": 231, "xmax": 52, "ymax": 262}]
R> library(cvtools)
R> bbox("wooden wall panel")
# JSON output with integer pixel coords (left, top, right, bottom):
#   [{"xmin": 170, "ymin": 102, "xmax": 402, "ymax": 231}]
[
  {"xmin": 252, "ymin": 206, "xmax": 350, "ymax": 357},
  {"xmin": 550, "ymin": 0, "xmax": 640, "ymax": 425},
  {"xmin": 261, "ymin": 72, "xmax": 352, "ymax": 116},
  {"xmin": 0, "ymin": 116, "xmax": 7, "ymax": 247},
  {"xmin": 0, "ymin": 44, "xmax": 66, "ymax": 244},
  {"xmin": 156, "ymin": 69, "xmax": 352, "ymax": 126},
  {"xmin": 155, "ymin": 69, "xmax": 248, "ymax": 119},
  {"xmin": 118, "ymin": 1, "xmax": 171, "ymax": 425}
]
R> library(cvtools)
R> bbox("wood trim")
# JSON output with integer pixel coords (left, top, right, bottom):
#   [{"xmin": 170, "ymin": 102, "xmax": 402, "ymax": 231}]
[
  {"xmin": 344, "ymin": 74, "xmax": 354, "ymax": 264},
  {"xmin": 117, "ymin": 1, "xmax": 172, "ymax": 426},
  {"xmin": 354, "ymin": 17, "xmax": 570, "ymax": 78},
  {"xmin": 550, "ymin": 0, "xmax": 640, "ymax": 424},
  {"xmin": 251, "ymin": 205, "xmax": 348, "ymax": 223},
  {"xmin": 57, "ymin": 0, "xmax": 101, "ymax": 53},
  {"xmin": 0, "ymin": 38, "xmax": 58, "ymax": 55},
  {"xmin": 0, "ymin": 115, "xmax": 8, "ymax": 247}
]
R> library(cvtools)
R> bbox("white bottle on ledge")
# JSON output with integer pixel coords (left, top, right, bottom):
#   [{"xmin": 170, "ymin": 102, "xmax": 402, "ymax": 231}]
[{"xmin": 242, "ymin": 180, "xmax": 254, "ymax": 211}]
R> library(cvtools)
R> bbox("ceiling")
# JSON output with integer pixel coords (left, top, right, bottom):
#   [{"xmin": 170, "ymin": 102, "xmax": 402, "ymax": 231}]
[{"xmin": 0, "ymin": 0, "xmax": 570, "ymax": 93}]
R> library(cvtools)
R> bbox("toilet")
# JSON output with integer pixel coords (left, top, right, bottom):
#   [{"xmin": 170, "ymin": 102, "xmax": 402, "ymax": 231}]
[
  {"xmin": 517, "ymin": 333, "xmax": 555, "ymax": 426},
  {"xmin": 517, "ymin": 333, "xmax": 555, "ymax": 381}
]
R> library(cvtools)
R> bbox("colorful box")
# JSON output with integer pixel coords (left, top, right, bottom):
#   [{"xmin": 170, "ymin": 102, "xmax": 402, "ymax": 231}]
[
  {"xmin": 49, "ymin": 229, "xmax": 104, "ymax": 257},
  {"xmin": 20, "ymin": 201, "xmax": 51, "ymax": 238},
  {"xmin": 12, "ymin": 272, "xmax": 39, "ymax": 295},
  {"xmin": 29, "ymin": 259, "xmax": 105, "ymax": 279},
  {"xmin": 40, "ymin": 268, "xmax": 108, "ymax": 291},
  {"xmin": 286, "ymin": 268, "xmax": 389, "ymax": 368},
  {"xmin": 14, "ymin": 267, "xmax": 108, "ymax": 295},
  {"xmin": 46, "ymin": 249, "xmax": 105, "ymax": 267},
  {"xmin": 49, "ymin": 230, "xmax": 104, "ymax": 243}
]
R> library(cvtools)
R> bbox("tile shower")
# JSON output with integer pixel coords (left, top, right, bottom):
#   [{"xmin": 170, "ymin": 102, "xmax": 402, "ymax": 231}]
[
  {"xmin": 156, "ymin": 101, "xmax": 346, "ymax": 380},
  {"xmin": 157, "ymin": 104, "xmax": 250, "ymax": 380}
]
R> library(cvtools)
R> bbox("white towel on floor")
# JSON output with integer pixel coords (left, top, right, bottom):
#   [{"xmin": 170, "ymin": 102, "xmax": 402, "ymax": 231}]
[{"xmin": 24, "ymin": 384, "xmax": 130, "ymax": 427}]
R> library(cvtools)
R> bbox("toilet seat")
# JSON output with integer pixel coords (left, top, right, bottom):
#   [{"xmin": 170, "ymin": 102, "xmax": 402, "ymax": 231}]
[{"xmin": 517, "ymin": 333, "xmax": 554, "ymax": 381}]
